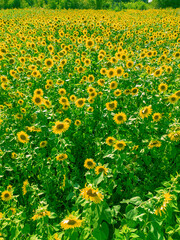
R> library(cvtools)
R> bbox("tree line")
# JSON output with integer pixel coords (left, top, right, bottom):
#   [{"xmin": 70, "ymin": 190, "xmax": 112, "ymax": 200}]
[{"xmin": 0, "ymin": 0, "xmax": 179, "ymax": 10}]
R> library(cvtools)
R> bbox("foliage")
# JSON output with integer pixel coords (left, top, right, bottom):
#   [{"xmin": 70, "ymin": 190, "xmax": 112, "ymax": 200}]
[
  {"xmin": 0, "ymin": 7, "xmax": 180, "ymax": 240},
  {"xmin": 152, "ymin": 0, "xmax": 180, "ymax": 9}
]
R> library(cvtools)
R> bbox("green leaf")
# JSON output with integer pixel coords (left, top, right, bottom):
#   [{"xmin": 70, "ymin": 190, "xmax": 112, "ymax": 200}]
[
  {"xmin": 22, "ymin": 224, "xmax": 30, "ymax": 234},
  {"xmin": 92, "ymin": 228, "xmax": 107, "ymax": 240},
  {"xmin": 126, "ymin": 208, "xmax": 139, "ymax": 220},
  {"xmin": 129, "ymin": 196, "xmax": 142, "ymax": 205},
  {"xmin": 166, "ymin": 226, "xmax": 174, "ymax": 235},
  {"xmin": 94, "ymin": 173, "xmax": 104, "ymax": 185}
]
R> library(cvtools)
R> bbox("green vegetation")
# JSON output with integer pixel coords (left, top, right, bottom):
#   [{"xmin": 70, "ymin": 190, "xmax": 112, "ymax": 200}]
[{"xmin": 0, "ymin": 0, "xmax": 180, "ymax": 9}]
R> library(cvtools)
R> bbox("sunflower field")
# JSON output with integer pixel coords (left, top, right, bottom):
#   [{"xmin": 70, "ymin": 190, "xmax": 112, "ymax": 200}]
[{"xmin": 0, "ymin": 8, "xmax": 180, "ymax": 240}]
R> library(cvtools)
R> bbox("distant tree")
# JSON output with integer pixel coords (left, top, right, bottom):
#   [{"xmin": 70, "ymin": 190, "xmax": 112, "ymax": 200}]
[
  {"xmin": 153, "ymin": 0, "xmax": 180, "ymax": 8},
  {"xmin": 96, "ymin": 0, "xmax": 103, "ymax": 9}
]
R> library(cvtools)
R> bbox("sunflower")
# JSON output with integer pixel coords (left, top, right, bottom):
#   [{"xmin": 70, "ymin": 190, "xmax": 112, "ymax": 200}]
[
  {"xmin": 115, "ymin": 66, "xmax": 124, "ymax": 77},
  {"xmin": 75, "ymin": 98, "xmax": 86, "ymax": 108},
  {"xmin": 87, "ymin": 86, "xmax": 96, "ymax": 94},
  {"xmin": 86, "ymin": 39, "xmax": 94, "ymax": 48},
  {"xmin": 100, "ymin": 68, "xmax": 107, "ymax": 75},
  {"xmin": 60, "ymin": 214, "xmax": 82, "ymax": 230},
  {"xmin": 114, "ymin": 89, "xmax": 122, "ymax": 97},
  {"xmin": 75, "ymin": 120, "xmax": 81, "ymax": 126},
  {"xmin": 1, "ymin": 190, "xmax": 12, "ymax": 201},
  {"xmin": 80, "ymin": 185, "xmax": 103, "ymax": 204},
  {"xmin": 34, "ymin": 88, "xmax": 44, "ymax": 96},
  {"xmin": 106, "ymin": 100, "xmax": 117, "ymax": 111},
  {"xmin": 154, "ymin": 69, "xmax": 162, "ymax": 77},
  {"xmin": 95, "ymin": 165, "xmax": 108, "ymax": 175},
  {"xmin": 70, "ymin": 95, "xmax": 77, "ymax": 102},
  {"xmin": 32, "ymin": 95, "xmax": 43, "ymax": 106},
  {"xmin": 52, "ymin": 121, "xmax": 69, "ymax": 134},
  {"xmin": 169, "ymin": 94, "xmax": 178, "ymax": 104},
  {"xmin": 56, "ymin": 153, "xmax": 68, "ymax": 161},
  {"xmin": 17, "ymin": 131, "xmax": 29, "ymax": 143},
  {"xmin": 97, "ymin": 79, "xmax": 105, "ymax": 86},
  {"xmin": 113, "ymin": 112, "xmax": 127, "ymax": 124},
  {"xmin": 45, "ymin": 58, "xmax": 54, "ymax": 68},
  {"xmin": 131, "ymin": 87, "xmax": 139, "ymax": 95},
  {"xmin": 84, "ymin": 159, "xmax": 96, "ymax": 169},
  {"xmin": 114, "ymin": 140, "xmax": 126, "ymax": 151},
  {"xmin": 40, "ymin": 141, "xmax": 47, "ymax": 148},
  {"xmin": 148, "ymin": 140, "xmax": 161, "ymax": 149},
  {"xmin": 152, "ymin": 113, "xmax": 162, "ymax": 122},
  {"xmin": 59, "ymin": 97, "xmax": 69, "ymax": 105},
  {"xmin": 166, "ymin": 66, "xmax": 172, "ymax": 74},
  {"xmin": 124, "ymin": 89, "xmax": 131, "ymax": 95},
  {"xmin": 158, "ymin": 83, "xmax": 168, "ymax": 92},
  {"xmin": 43, "ymin": 99, "xmax": 51, "ymax": 108},
  {"xmin": 139, "ymin": 106, "xmax": 152, "ymax": 119},
  {"xmin": 126, "ymin": 60, "xmax": 134, "ymax": 68},
  {"xmin": 58, "ymin": 88, "xmax": 66, "ymax": 95},
  {"xmin": 88, "ymin": 75, "xmax": 94, "ymax": 83},
  {"xmin": 110, "ymin": 81, "xmax": 118, "ymax": 90},
  {"xmin": 107, "ymin": 68, "xmax": 115, "ymax": 78},
  {"xmin": 106, "ymin": 136, "xmax": 116, "ymax": 146},
  {"xmin": 175, "ymin": 90, "xmax": 180, "ymax": 98},
  {"xmin": 168, "ymin": 131, "xmax": 180, "ymax": 141},
  {"xmin": 11, "ymin": 152, "xmax": 17, "ymax": 159},
  {"xmin": 87, "ymin": 107, "xmax": 94, "ymax": 112}
]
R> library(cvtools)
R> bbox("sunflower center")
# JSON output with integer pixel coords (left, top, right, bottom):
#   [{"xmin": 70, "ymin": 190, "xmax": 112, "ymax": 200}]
[
  {"xmin": 117, "ymin": 115, "xmax": 123, "ymax": 121},
  {"xmin": 78, "ymin": 100, "xmax": 84, "ymax": 105},
  {"xmin": 142, "ymin": 108, "xmax": 148, "ymax": 114},
  {"xmin": 87, "ymin": 161, "xmax": 93, "ymax": 166},
  {"xmin": 109, "ymin": 103, "xmax": 115, "ymax": 108},
  {"xmin": 67, "ymin": 220, "xmax": 77, "ymax": 225},
  {"xmin": 117, "ymin": 143, "xmax": 124, "ymax": 148},
  {"xmin": 56, "ymin": 124, "xmax": 64, "ymax": 130},
  {"xmin": 87, "ymin": 189, "xmax": 97, "ymax": 197},
  {"xmin": 4, "ymin": 193, "xmax": 10, "ymax": 198},
  {"xmin": 20, "ymin": 134, "xmax": 26, "ymax": 140},
  {"xmin": 98, "ymin": 168, "xmax": 104, "ymax": 173},
  {"xmin": 35, "ymin": 97, "xmax": 41, "ymax": 103}
]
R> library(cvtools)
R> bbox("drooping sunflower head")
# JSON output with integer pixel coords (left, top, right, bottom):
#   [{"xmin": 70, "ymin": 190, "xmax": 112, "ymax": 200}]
[
  {"xmin": 95, "ymin": 165, "xmax": 108, "ymax": 175},
  {"xmin": 80, "ymin": 185, "xmax": 103, "ymax": 204},
  {"xmin": 60, "ymin": 215, "xmax": 82, "ymax": 230},
  {"xmin": 56, "ymin": 153, "xmax": 68, "ymax": 161},
  {"xmin": 148, "ymin": 140, "xmax": 161, "ymax": 149}
]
